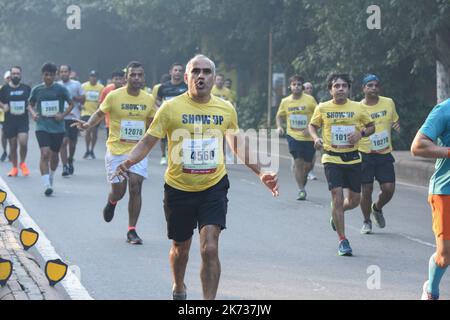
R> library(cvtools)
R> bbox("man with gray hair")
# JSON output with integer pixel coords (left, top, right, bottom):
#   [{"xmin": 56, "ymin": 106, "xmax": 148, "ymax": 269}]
[
  {"xmin": 114, "ymin": 54, "xmax": 279, "ymax": 300},
  {"xmin": 303, "ymin": 81, "xmax": 319, "ymax": 181}
]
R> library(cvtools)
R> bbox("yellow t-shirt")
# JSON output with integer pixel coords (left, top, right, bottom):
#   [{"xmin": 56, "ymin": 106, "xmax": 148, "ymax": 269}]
[
  {"xmin": 310, "ymin": 99, "xmax": 372, "ymax": 165},
  {"xmin": 212, "ymin": 86, "xmax": 233, "ymax": 103},
  {"xmin": 81, "ymin": 82, "xmax": 105, "ymax": 117},
  {"xmin": 358, "ymin": 96, "xmax": 399, "ymax": 154},
  {"xmin": 147, "ymin": 93, "xmax": 239, "ymax": 192},
  {"xmin": 276, "ymin": 93, "xmax": 317, "ymax": 141},
  {"xmin": 152, "ymin": 84, "xmax": 161, "ymax": 101},
  {"xmin": 100, "ymin": 87, "xmax": 156, "ymax": 155},
  {"xmin": 229, "ymin": 90, "xmax": 237, "ymax": 104}
]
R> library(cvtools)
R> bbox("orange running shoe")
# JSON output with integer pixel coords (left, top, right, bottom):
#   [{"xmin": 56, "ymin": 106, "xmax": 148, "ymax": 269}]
[
  {"xmin": 8, "ymin": 167, "xmax": 19, "ymax": 177},
  {"xmin": 20, "ymin": 163, "xmax": 30, "ymax": 176}
]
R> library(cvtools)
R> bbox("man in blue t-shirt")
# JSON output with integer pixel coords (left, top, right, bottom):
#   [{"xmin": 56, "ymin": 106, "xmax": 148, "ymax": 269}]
[
  {"xmin": 411, "ymin": 98, "xmax": 450, "ymax": 300},
  {"xmin": 28, "ymin": 62, "xmax": 74, "ymax": 196}
]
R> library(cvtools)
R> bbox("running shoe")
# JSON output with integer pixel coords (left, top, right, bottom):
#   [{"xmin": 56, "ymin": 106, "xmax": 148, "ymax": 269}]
[
  {"xmin": 421, "ymin": 280, "xmax": 439, "ymax": 300},
  {"xmin": 44, "ymin": 186, "xmax": 53, "ymax": 197},
  {"xmin": 371, "ymin": 203, "xmax": 386, "ymax": 228},
  {"xmin": 83, "ymin": 151, "xmax": 90, "ymax": 159},
  {"xmin": 172, "ymin": 284, "xmax": 187, "ymax": 300},
  {"xmin": 127, "ymin": 229, "xmax": 143, "ymax": 245},
  {"xmin": 8, "ymin": 167, "xmax": 18, "ymax": 177},
  {"xmin": 160, "ymin": 156, "xmax": 167, "ymax": 165},
  {"xmin": 90, "ymin": 151, "xmax": 96, "ymax": 160},
  {"xmin": 0, "ymin": 151, "xmax": 7, "ymax": 162},
  {"xmin": 20, "ymin": 163, "xmax": 30, "ymax": 176},
  {"xmin": 338, "ymin": 239, "xmax": 353, "ymax": 256},
  {"xmin": 307, "ymin": 172, "xmax": 318, "ymax": 181},
  {"xmin": 68, "ymin": 159, "xmax": 74, "ymax": 175},
  {"xmin": 297, "ymin": 190, "xmax": 307, "ymax": 201},
  {"xmin": 103, "ymin": 201, "xmax": 117, "ymax": 223},
  {"xmin": 62, "ymin": 165, "xmax": 70, "ymax": 177},
  {"xmin": 360, "ymin": 220, "xmax": 372, "ymax": 234}
]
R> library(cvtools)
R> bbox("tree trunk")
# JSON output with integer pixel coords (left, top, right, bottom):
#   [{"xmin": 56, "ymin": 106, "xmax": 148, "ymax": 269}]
[
  {"xmin": 437, "ymin": 60, "xmax": 450, "ymax": 103},
  {"xmin": 436, "ymin": 32, "xmax": 450, "ymax": 103}
]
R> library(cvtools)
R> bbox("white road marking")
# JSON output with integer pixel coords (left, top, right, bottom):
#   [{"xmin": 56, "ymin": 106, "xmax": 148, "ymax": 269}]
[
  {"xmin": 346, "ymin": 224, "xmax": 436, "ymax": 248},
  {"xmin": 397, "ymin": 233, "xmax": 436, "ymax": 248},
  {"xmin": 0, "ymin": 177, "xmax": 93, "ymax": 300}
]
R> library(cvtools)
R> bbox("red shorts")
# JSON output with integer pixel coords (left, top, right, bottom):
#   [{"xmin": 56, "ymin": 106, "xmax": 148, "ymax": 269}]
[{"xmin": 428, "ymin": 195, "xmax": 450, "ymax": 240}]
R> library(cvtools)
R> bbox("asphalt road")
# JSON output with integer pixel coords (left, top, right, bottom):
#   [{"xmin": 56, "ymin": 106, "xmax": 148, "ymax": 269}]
[{"xmin": 1, "ymin": 127, "xmax": 448, "ymax": 300}]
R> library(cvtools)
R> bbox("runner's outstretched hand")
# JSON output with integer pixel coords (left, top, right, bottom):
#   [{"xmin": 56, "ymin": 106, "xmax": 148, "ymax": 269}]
[
  {"xmin": 70, "ymin": 119, "xmax": 90, "ymax": 131},
  {"xmin": 112, "ymin": 160, "xmax": 133, "ymax": 181}
]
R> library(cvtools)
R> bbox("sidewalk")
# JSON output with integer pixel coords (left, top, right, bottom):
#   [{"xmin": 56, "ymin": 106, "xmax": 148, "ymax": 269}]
[{"xmin": 0, "ymin": 201, "xmax": 62, "ymax": 300}]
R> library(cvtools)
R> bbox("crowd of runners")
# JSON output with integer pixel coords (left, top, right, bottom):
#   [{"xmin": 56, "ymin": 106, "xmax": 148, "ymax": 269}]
[{"xmin": 0, "ymin": 54, "xmax": 448, "ymax": 301}]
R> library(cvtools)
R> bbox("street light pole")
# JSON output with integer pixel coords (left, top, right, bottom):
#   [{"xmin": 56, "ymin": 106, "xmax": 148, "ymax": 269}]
[{"xmin": 267, "ymin": 27, "xmax": 273, "ymax": 128}]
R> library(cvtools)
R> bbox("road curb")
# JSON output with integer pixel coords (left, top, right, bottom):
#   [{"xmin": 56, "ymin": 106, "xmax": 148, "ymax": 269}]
[
  {"xmin": 393, "ymin": 156, "xmax": 434, "ymax": 188},
  {"xmin": 277, "ymin": 138, "xmax": 434, "ymax": 187}
]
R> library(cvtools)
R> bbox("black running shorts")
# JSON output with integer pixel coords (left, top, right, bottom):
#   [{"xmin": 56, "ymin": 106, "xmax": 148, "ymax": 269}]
[
  {"xmin": 3, "ymin": 117, "xmax": 29, "ymax": 139},
  {"xmin": 35, "ymin": 131, "xmax": 65, "ymax": 153},
  {"xmin": 163, "ymin": 175, "xmax": 230, "ymax": 242},
  {"xmin": 286, "ymin": 135, "xmax": 316, "ymax": 162},
  {"xmin": 324, "ymin": 162, "xmax": 362, "ymax": 193},
  {"xmin": 361, "ymin": 152, "xmax": 396, "ymax": 184}
]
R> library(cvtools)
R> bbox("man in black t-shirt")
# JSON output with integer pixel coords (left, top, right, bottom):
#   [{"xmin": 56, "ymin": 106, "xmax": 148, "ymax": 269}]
[
  {"xmin": 156, "ymin": 62, "xmax": 188, "ymax": 165},
  {"xmin": 0, "ymin": 66, "xmax": 32, "ymax": 177}
]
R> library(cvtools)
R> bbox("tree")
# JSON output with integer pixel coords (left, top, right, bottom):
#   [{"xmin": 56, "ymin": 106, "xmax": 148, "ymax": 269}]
[{"xmin": 292, "ymin": 0, "xmax": 450, "ymax": 148}]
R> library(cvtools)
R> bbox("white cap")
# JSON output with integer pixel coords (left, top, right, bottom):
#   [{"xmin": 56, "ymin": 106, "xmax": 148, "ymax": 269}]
[{"xmin": 4, "ymin": 70, "xmax": 11, "ymax": 80}]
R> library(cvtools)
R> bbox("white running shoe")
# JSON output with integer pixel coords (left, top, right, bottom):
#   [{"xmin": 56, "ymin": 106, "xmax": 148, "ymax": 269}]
[
  {"xmin": 307, "ymin": 172, "xmax": 318, "ymax": 180},
  {"xmin": 360, "ymin": 220, "xmax": 372, "ymax": 234}
]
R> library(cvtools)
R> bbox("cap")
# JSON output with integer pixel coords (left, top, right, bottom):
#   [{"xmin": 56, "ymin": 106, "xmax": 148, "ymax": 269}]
[
  {"xmin": 362, "ymin": 74, "xmax": 380, "ymax": 86},
  {"xmin": 4, "ymin": 71, "xmax": 11, "ymax": 80},
  {"xmin": 89, "ymin": 70, "xmax": 97, "ymax": 77}
]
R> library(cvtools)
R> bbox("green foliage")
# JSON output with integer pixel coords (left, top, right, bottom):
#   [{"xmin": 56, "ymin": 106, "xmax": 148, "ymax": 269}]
[
  {"xmin": 236, "ymin": 89, "xmax": 268, "ymax": 130},
  {"xmin": 292, "ymin": 0, "xmax": 450, "ymax": 150},
  {"xmin": 0, "ymin": 0, "xmax": 448, "ymax": 150}
]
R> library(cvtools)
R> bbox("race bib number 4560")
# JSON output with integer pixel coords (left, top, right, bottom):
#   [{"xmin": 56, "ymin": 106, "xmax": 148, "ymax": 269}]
[{"xmin": 182, "ymin": 138, "xmax": 219, "ymax": 174}]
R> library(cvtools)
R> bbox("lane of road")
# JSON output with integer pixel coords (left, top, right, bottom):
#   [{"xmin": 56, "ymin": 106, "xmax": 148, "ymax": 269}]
[{"xmin": 0, "ymin": 129, "xmax": 447, "ymax": 299}]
